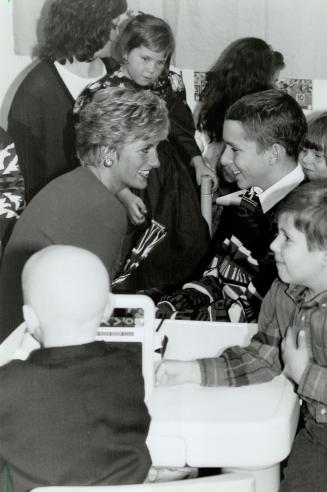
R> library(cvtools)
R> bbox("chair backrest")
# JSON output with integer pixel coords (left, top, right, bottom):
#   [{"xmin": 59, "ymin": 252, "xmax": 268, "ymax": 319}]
[
  {"xmin": 31, "ymin": 472, "xmax": 254, "ymax": 491},
  {"xmin": 0, "ymin": 322, "xmax": 40, "ymax": 366},
  {"xmin": 96, "ymin": 294, "xmax": 156, "ymax": 402},
  {"xmin": 200, "ymin": 175, "xmax": 212, "ymax": 235}
]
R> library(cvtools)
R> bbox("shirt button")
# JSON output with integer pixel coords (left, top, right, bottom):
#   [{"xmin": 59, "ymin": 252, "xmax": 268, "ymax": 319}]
[{"xmin": 321, "ymin": 408, "xmax": 327, "ymax": 415}]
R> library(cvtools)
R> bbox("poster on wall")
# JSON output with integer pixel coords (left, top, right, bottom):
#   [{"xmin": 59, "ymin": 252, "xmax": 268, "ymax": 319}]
[
  {"xmin": 194, "ymin": 71, "xmax": 208, "ymax": 102},
  {"xmin": 277, "ymin": 78, "xmax": 313, "ymax": 110}
]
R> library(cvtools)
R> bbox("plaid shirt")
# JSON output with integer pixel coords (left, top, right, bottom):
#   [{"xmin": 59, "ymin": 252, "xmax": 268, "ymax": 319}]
[{"xmin": 199, "ymin": 278, "xmax": 327, "ymax": 423}]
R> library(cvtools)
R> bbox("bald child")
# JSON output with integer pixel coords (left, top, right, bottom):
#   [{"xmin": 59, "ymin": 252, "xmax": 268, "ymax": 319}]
[{"xmin": 0, "ymin": 245, "xmax": 151, "ymax": 492}]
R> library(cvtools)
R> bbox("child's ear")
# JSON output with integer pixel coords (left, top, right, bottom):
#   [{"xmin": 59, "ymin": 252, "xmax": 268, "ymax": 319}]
[
  {"xmin": 101, "ymin": 293, "xmax": 115, "ymax": 322},
  {"xmin": 268, "ymin": 144, "xmax": 284, "ymax": 165},
  {"xmin": 22, "ymin": 305, "xmax": 40, "ymax": 336}
]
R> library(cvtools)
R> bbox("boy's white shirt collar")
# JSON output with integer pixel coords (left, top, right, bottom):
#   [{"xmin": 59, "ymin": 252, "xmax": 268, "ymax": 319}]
[{"xmin": 253, "ymin": 164, "xmax": 304, "ymax": 213}]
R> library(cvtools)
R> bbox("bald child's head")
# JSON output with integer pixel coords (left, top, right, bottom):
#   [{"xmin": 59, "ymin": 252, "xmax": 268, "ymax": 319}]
[{"xmin": 22, "ymin": 246, "xmax": 113, "ymax": 347}]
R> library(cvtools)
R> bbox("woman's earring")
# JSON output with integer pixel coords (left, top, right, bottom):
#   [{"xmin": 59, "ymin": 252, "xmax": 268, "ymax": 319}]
[
  {"xmin": 103, "ymin": 149, "xmax": 115, "ymax": 168},
  {"xmin": 104, "ymin": 155, "xmax": 114, "ymax": 168}
]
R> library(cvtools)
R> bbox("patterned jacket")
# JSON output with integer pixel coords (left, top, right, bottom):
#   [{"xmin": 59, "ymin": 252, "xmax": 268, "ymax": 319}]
[{"xmin": 158, "ymin": 189, "xmax": 278, "ymax": 322}]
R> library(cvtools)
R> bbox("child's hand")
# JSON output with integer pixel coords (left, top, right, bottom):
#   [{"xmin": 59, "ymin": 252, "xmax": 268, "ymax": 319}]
[
  {"xmin": 282, "ymin": 329, "xmax": 310, "ymax": 384},
  {"xmin": 117, "ymin": 188, "xmax": 147, "ymax": 225},
  {"xmin": 126, "ymin": 194, "xmax": 147, "ymax": 225},
  {"xmin": 191, "ymin": 156, "xmax": 218, "ymax": 192},
  {"xmin": 215, "ymin": 189, "xmax": 245, "ymax": 207},
  {"xmin": 156, "ymin": 301, "xmax": 175, "ymax": 319},
  {"xmin": 155, "ymin": 359, "xmax": 201, "ymax": 386}
]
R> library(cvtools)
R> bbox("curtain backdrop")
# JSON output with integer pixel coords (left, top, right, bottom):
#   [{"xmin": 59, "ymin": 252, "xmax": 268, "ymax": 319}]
[{"xmin": 13, "ymin": 0, "xmax": 327, "ymax": 78}]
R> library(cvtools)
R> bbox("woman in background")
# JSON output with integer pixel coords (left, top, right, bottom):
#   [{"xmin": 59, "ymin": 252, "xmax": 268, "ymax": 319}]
[
  {"xmin": 8, "ymin": 0, "xmax": 126, "ymax": 203},
  {"xmin": 0, "ymin": 86, "xmax": 169, "ymax": 342},
  {"xmin": 195, "ymin": 38, "xmax": 277, "ymax": 172},
  {"xmin": 195, "ymin": 38, "xmax": 279, "ymax": 233}
]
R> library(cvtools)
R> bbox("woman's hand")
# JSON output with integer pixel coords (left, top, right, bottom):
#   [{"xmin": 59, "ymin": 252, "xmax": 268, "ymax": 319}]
[
  {"xmin": 117, "ymin": 188, "xmax": 147, "ymax": 225},
  {"xmin": 156, "ymin": 359, "xmax": 202, "ymax": 386},
  {"xmin": 191, "ymin": 155, "xmax": 218, "ymax": 191}
]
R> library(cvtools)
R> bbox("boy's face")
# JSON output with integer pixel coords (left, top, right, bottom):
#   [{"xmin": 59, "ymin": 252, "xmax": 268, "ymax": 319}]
[
  {"xmin": 221, "ymin": 120, "xmax": 271, "ymax": 190},
  {"xmin": 270, "ymin": 213, "xmax": 326, "ymax": 291}
]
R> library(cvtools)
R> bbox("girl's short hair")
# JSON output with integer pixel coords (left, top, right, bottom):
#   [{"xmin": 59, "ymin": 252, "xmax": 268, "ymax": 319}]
[
  {"xmin": 277, "ymin": 181, "xmax": 327, "ymax": 251},
  {"xmin": 37, "ymin": 0, "xmax": 127, "ymax": 63},
  {"xmin": 113, "ymin": 14, "xmax": 175, "ymax": 65},
  {"xmin": 76, "ymin": 86, "xmax": 169, "ymax": 166},
  {"xmin": 299, "ymin": 111, "xmax": 327, "ymax": 157}
]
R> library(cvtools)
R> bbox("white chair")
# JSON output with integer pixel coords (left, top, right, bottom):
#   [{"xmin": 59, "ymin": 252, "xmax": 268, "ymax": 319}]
[
  {"xmin": 31, "ymin": 472, "xmax": 255, "ymax": 491},
  {"xmin": 96, "ymin": 294, "xmax": 156, "ymax": 402},
  {"xmin": 0, "ymin": 294, "xmax": 156, "ymax": 401},
  {"xmin": 0, "ymin": 321, "xmax": 40, "ymax": 366}
]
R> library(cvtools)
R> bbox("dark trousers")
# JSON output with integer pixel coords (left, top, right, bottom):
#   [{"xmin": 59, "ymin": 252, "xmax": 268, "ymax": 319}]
[{"xmin": 280, "ymin": 413, "xmax": 327, "ymax": 491}]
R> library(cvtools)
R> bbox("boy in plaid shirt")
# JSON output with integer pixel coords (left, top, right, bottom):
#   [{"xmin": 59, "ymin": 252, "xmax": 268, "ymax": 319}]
[{"xmin": 157, "ymin": 181, "xmax": 327, "ymax": 492}]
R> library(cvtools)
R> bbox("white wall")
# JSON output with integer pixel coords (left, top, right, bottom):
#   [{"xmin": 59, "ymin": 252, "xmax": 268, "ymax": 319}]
[
  {"xmin": 0, "ymin": 1, "xmax": 32, "ymax": 128},
  {"xmin": 1, "ymin": 0, "xmax": 327, "ymax": 128}
]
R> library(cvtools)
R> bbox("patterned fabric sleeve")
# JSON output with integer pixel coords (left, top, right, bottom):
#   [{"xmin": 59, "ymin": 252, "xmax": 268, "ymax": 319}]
[
  {"xmin": 0, "ymin": 128, "xmax": 25, "ymax": 243},
  {"xmin": 198, "ymin": 279, "xmax": 283, "ymax": 386}
]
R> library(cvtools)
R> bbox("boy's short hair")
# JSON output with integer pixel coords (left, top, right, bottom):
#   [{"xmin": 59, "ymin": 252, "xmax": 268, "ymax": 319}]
[
  {"xmin": 277, "ymin": 181, "xmax": 327, "ymax": 251},
  {"xmin": 225, "ymin": 89, "xmax": 307, "ymax": 158}
]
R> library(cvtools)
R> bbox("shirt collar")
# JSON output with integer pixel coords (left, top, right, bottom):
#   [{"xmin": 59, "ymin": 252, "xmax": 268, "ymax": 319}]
[
  {"xmin": 255, "ymin": 164, "xmax": 304, "ymax": 213},
  {"xmin": 286, "ymin": 283, "xmax": 327, "ymax": 308}
]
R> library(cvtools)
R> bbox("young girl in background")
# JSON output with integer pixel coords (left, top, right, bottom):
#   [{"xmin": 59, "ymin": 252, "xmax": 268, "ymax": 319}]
[
  {"xmin": 298, "ymin": 111, "xmax": 327, "ymax": 180},
  {"xmin": 76, "ymin": 14, "xmax": 216, "ymax": 292},
  {"xmin": 197, "ymin": 37, "xmax": 276, "ymax": 149}
]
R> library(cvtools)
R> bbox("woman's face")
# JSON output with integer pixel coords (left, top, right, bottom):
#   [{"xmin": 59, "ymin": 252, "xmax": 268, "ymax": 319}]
[
  {"xmin": 124, "ymin": 46, "xmax": 167, "ymax": 86},
  {"xmin": 112, "ymin": 138, "xmax": 161, "ymax": 190}
]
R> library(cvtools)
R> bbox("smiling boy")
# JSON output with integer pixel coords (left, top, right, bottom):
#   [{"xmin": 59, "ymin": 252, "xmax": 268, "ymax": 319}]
[
  {"xmin": 157, "ymin": 89, "xmax": 306, "ymax": 322},
  {"xmin": 156, "ymin": 181, "xmax": 327, "ymax": 492}
]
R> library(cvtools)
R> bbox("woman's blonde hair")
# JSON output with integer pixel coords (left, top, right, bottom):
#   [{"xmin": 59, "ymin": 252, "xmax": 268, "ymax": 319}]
[{"xmin": 76, "ymin": 86, "xmax": 169, "ymax": 166}]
